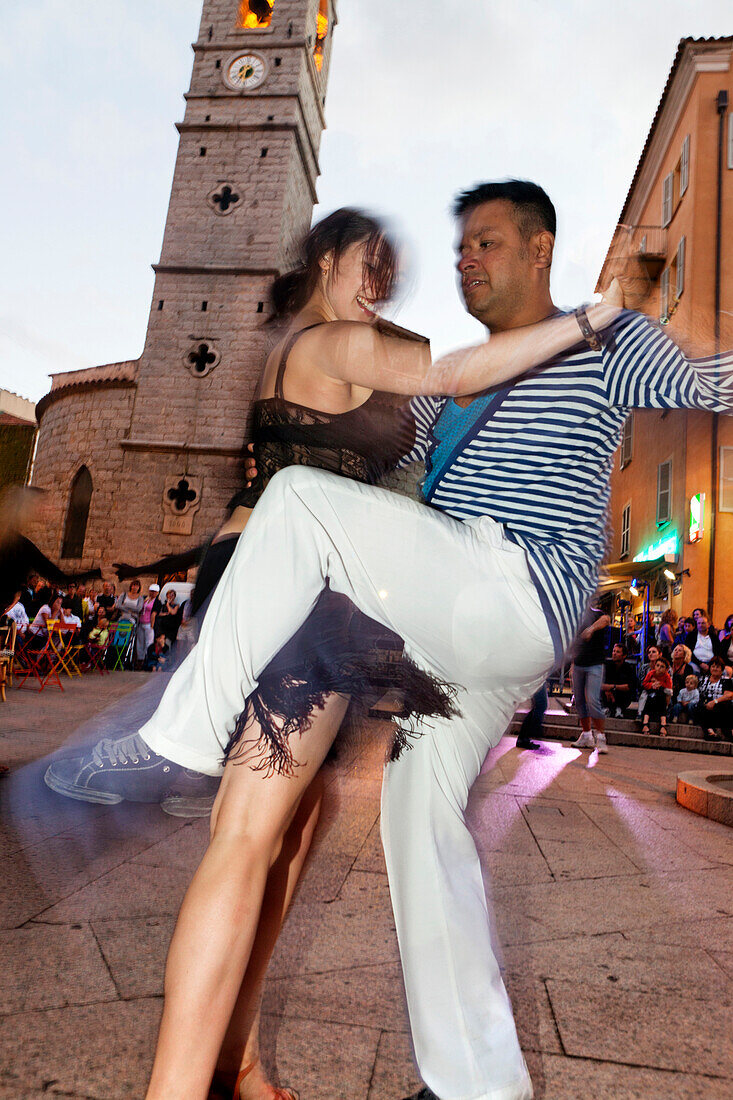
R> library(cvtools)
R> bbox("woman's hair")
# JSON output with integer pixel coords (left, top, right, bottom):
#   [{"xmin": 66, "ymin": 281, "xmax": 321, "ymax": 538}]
[
  {"xmin": 724, "ymin": 613, "xmax": 733, "ymax": 632},
  {"xmin": 710, "ymin": 655, "xmax": 725, "ymax": 671},
  {"xmin": 660, "ymin": 609, "xmax": 677, "ymax": 626},
  {"xmin": 128, "ymin": 579, "xmax": 141, "ymax": 594},
  {"xmin": 269, "ymin": 208, "xmax": 398, "ymax": 322}
]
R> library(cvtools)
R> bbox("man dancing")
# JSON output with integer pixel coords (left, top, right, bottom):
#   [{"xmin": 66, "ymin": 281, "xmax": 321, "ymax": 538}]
[{"xmin": 52, "ymin": 181, "xmax": 733, "ymax": 1100}]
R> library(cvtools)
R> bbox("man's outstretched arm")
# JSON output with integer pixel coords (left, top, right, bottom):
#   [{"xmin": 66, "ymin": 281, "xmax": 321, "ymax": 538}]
[{"xmin": 604, "ymin": 311, "xmax": 733, "ymax": 411}]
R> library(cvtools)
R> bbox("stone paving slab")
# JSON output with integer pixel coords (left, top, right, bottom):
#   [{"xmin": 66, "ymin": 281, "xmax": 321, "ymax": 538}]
[
  {"xmin": 547, "ymin": 979, "xmax": 732, "ymax": 1077},
  {"xmin": 0, "ymin": 925, "xmax": 116, "ymax": 1015}
]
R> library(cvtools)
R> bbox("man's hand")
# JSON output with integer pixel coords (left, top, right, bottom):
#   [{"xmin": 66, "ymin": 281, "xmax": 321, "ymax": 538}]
[{"xmin": 244, "ymin": 443, "xmax": 257, "ymax": 486}]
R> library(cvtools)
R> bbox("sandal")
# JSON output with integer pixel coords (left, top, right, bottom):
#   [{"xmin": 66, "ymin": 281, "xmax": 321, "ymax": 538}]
[{"xmin": 233, "ymin": 1063, "xmax": 299, "ymax": 1100}]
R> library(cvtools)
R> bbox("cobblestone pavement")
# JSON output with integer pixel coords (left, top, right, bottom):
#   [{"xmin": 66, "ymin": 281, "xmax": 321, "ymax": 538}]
[{"xmin": 1, "ymin": 674, "xmax": 732, "ymax": 1099}]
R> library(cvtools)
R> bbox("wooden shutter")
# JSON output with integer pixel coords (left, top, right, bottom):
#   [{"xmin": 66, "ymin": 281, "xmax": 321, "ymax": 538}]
[
  {"xmin": 676, "ymin": 236, "xmax": 686, "ymax": 299},
  {"xmin": 621, "ymin": 503, "xmax": 631, "ymax": 558},
  {"xmin": 620, "ymin": 412, "xmax": 633, "ymax": 469},
  {"xmin": 660, "ymin": 267, "xmax": 670, "ymax": 321},
  {"xmin": 720, "ymin": 448, "xmax": 733, "ymax": 512},
  {"xmin": 680, "ymin": 135, "xmax": 690, "ymax": 196},
  {"xmin": 662, "ymin": 172, "xmax": 674, "ymax": 226},
  {"xmin": 656, "ymin": 460, "xmax": 671, "ymax": 525}
]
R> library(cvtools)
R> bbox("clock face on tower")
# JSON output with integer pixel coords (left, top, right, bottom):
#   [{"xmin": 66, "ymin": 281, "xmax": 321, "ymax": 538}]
[{"xmin": 224, "ymin": 53, "xmax": 267, "ymax": 91}]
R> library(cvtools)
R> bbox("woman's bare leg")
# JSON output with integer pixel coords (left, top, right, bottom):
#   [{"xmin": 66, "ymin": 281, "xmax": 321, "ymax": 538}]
[
  {"xmin": 145, "ymin": 693, "xmax": 349, "ymax": 1100},
  {"xmin": 212, "ymin": 773, "xmax": 325, "ymax": 1098}
]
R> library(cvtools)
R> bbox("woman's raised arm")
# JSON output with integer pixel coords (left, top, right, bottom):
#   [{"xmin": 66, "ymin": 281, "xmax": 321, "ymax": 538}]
[{"xmin": 310, "ymin": 295, "xmax": 622, "ymax": 397}]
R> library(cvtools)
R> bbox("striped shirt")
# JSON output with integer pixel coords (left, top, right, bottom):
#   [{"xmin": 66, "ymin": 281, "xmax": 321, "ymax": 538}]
[{"xmin": 400, "ymin": 311, "xmax": 733, "ymax": 662}]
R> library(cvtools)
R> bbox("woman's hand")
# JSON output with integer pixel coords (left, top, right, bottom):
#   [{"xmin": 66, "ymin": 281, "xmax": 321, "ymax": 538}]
[{"xmin": 244, "ymin": 443, "xmax": 258, "ymax": 486}]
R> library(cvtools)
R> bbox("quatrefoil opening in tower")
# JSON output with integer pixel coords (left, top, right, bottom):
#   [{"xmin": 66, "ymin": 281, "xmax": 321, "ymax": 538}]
[
  {"xmin": 162, "ymin": 474, "xmax": 202, "ymax": 536},
  {"xmin": 185, "ymin": 340, "xmax": 221, "ymax": 378},
  {"xmin": 208, "ymin": 182, "xmax": 241, "ymax": 216}
]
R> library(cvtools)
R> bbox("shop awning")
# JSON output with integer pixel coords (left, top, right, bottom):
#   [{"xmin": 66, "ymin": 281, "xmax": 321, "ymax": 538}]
[{"xmin": 596, "ymin": 556, "xmax": 667, "ymax": 593}]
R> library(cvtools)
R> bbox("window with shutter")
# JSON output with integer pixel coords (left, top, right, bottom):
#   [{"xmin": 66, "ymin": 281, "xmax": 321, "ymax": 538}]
[
  {"xmin": 680, "ymin": 135, "xmax": 690, "ymax": 196},
  {"xmin": 720, "ymin": 448, "xmax": 733, "ymax": 512},
  {"xmin": 728, "ymin": 114, "xmax": 733, "ymax": 170},
  {"xmin": 662, "ymin": 172, "xmax": 674, "ymax": 226},
  {"xmin": 660, "ymin": 267, "xmax": 670, "ymax": 321},
  {"xmin": 676, "ymin": 236, "xmax": 686, "ymax": 299},
  {"xmin": 620, "ymin": 411, "xmax": 634, "ymax": 469},
  {"xmin": 621, "ymin": 503, "xmax": 631, "ymax": 558},
  {"xmin": 656, "ymin": 460, "xmax": 672, "ymax": 525}
]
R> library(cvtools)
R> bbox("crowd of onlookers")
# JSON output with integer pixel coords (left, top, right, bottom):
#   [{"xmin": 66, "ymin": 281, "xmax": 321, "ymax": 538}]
[
  {"xmin": 573, "ymin": 606, "xmax": 733, "ymax": 744},
  {"xmin": 2, "ymin": 572, "xmax": 189, "ymax": 672}
]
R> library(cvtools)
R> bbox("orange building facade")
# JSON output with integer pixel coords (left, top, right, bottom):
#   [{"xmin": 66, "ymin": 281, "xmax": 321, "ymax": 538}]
[{"xmin": 598, "ymin": 37, "xmax": 733, "ymax": 626}]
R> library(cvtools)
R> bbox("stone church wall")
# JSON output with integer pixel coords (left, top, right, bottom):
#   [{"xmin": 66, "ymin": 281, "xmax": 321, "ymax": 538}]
[{"xmin": 27, "ymin": 383, "xmax": 136, "ymax": 570}]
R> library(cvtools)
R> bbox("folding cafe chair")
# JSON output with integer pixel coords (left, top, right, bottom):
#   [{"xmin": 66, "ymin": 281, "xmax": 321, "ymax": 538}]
[{"xmin": 0, "ymin": 620, "xmax": 17, "ymax": 702}]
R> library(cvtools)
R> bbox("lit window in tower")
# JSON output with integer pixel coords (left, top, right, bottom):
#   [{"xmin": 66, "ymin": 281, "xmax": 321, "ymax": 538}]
[
  {"xmin": 313, "ymin": 1, "xmax": 329, "ymax": 71},
  {"xmin": 237, "ymin": 0, "xmax": 273, "ymax": 30}
]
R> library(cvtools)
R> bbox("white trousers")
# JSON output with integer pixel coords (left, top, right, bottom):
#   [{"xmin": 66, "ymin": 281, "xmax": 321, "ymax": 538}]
[{"xmin": 140, "ymin": 467, "xmax": 554, "ymax": 1100}]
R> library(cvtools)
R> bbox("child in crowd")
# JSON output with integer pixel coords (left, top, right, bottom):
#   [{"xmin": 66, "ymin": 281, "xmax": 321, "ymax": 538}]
[
  {"xmin": 670, "ymin": 674, "xmax": 699, "ymax": 723},
  {"xmin": 88, "ymin": 612, "xmax": 110, "ymax": 648},
  {"xmin": 639, "ymin": 656, "xmax": 673, "ymax": 735},
  {"xmin": 145, "ymin": 632, "xmax": 170, "ymax": 672}
]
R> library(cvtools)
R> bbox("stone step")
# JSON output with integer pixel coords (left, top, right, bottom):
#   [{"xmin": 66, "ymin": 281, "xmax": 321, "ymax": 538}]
[{"xmin": 509, "ymin": 719, "xmax": 733, "ymax": 756}]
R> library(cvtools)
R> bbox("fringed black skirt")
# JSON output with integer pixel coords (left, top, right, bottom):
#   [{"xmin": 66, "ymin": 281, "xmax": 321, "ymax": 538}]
[{"xmin": 194, "ymin": 535, "xmax": 458, "ymax": 777}]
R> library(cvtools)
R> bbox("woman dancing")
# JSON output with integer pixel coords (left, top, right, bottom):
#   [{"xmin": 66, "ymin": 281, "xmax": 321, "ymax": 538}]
[{"xmin": 141, "ymin": 210, "xmax": 624, "ymax": 1099}]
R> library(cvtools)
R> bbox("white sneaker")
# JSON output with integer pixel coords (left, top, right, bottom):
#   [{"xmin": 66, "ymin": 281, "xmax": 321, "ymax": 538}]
[
  {"xmin": 572, "ymin": 731, "xmax": 596, "ymax": 749},
  {"xmin": 595, "ymin": 732, "xmax": 608, "ymax": 753}
]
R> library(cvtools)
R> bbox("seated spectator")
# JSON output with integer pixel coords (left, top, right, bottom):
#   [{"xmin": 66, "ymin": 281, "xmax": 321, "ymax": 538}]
[
  {"xmin": 145, "ymin": 632, "xmax": 170, "ymax": 672},
  {"xmin": 19, "ymin": 571, "xmax": 41, "ymax": 617},
  {"xmin": 670, "ymin": 674, "xmax": 699, "ymax": 723},
  {"xmin": 59, "ymin": 599, "xmax": 82, "ymax": 634},
  {"xmin": 718, "ymin": 613, "xmax": 733, "ymax": 668},
  {"xmin": 28, "ymin": 590, "xmax": 62, "ymax": 643},
  {"xmin": 695, "ymin": 656, "xmax": 733, "ymax": 742},
  {"xmin": 670, "ymin": 644, "xmax": 694, "ymax": 700},
  {"xmin": 87, "ymin": 612, "xmax": 110, "ymax": 648},
  {"xmin": 65, "ymin": 582, "xmax": 84, "ymax": 621},
  {"xmin": 688, "ymin": 612, "xmax": 724, "ymax": 676},
  {"xmin": 674, "ymin": 615, "xmax": 696, "ymax": 649},
  {"xmin": 4, "ymin": 591, "xmax": 29, "ymax": 636},
  {"xmin": 638, "ymin": 656, "xmax": 672, "ymax": 736},
  {"xmin": 602, "ymin": 643, "xmax": 637, "ymax": 716}
]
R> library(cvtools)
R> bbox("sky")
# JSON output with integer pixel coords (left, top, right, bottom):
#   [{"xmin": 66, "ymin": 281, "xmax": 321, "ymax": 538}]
[{"xmin": 1, "ymin": 0, "xmax": 731, "ymax": 403}]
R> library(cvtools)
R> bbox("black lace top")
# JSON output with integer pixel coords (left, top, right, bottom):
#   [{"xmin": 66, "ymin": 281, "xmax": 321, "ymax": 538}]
[{"xmin": 229, "ymin": 325, "xmax": 416, "ymax": 510}]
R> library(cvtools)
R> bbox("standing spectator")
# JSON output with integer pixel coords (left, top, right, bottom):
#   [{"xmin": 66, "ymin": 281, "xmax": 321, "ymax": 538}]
[
  {"xmin": 114, "ymin": 580, "xmax": 144, "ymax": 668},
  {"xmin": 145, "ymin": 632, "xmax": 170, "ymax": 672},
  {"xmin": 96, "ymin": 581, "xmax": 117, "ymax": 619},
  {"xmin": 116, "ymin": 580, "xmax": 144, "ymax": 624},
  {"xmin": 670, "ymin": 674, "xmax": 699, "ymax": 724},
  {"xmin": 638, "ymin": 656, "xmax": 672, "ymax": 735},
  {"xmin": 687, "ymin": 612, "xmax": 724, "ymax": 676},
  {"xmin": 695, "ymin": 656, "xmax": 733, "ymax": 741},
  {"xmin": 4, "ymin": 591, "xmax": 29, "ymax": 637},
  {"xmin": 137, "ymin": 584, "xmax": 162, "ymax": 665},
  {"xmin": 657, "ymin": 609, "xmax": 677, "ymax": 657},
  {"xmin": 516, "ymin": 683, "xmax": 547, "ymax": 750},
  {"xmin": 670, "ymin": 644, "xmax": 694, "ymax": 700},
  {"xmin": 155, "ymin": 588, "xmax": 185, "ymax": 647},
  {"xmin": 602, "ymin": 643, "xmax": 637, "ymax": 716},
  {"xmin": 571, "ymin": 606, "xmax": 610, "ymax": 752},
  {"xmin": 623, "ymin": 615, "xmax": 641, "ymax": 657}
]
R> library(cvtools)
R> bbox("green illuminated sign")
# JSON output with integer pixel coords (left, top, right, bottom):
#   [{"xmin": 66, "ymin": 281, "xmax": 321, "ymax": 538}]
[
  {"xmin": 689, "ymin": 493, "xmax": 704, "ymax": 543},
  {"xmin": 633, "ymin": 532, "xmax": 679, "ymax": 563}
]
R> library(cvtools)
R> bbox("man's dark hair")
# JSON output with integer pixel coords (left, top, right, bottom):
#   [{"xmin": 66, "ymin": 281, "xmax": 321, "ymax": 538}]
[
  {"xmin": 614, "ymin": 642, "xmax": 628, "ymax": 655},
  {"xmin": 453, "ymin": 179, "xmax": 556, "ymax": 239}
]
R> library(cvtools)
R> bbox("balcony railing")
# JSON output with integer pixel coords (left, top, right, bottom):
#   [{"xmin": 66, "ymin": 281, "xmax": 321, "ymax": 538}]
[{"xmin": 612, "ymin": 224, "xmax": 668, "ymax": 280}]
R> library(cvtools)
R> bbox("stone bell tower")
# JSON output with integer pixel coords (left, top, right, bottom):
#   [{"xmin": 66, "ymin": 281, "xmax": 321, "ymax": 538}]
[{"xmin": 29, "ymin": 0, "xmax": 336, "ymax": 569}]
